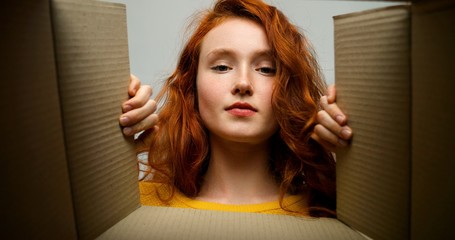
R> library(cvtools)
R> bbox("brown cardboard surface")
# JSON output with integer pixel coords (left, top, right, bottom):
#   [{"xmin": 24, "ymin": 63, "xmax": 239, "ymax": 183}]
[
  {"xmin": 0, "ymin": 0, "xmax": 77, "ymax": 239},
  {"xmin": 98, "ymin": 206, "xmax": 365, "ymax": 240},
  {"xmin": 411, "ymin": 2, "xmax": 455, "ymax": 239},
  {"xmin": 334, "ymin": 6, "xmax": 411, "ymax": 240},
  {"xmin": 50, "ymin": 0, "xmax": 138, "ymax": 239}
]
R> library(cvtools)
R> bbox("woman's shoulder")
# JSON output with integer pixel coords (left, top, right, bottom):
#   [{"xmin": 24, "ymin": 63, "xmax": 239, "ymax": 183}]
[
  {"xmin": 139, "ymin": 181, "xmax": 172, "ymax": 207},
  {"xmin": 139, "ymin": 181, "xmax": 194, "ymax": 209}
]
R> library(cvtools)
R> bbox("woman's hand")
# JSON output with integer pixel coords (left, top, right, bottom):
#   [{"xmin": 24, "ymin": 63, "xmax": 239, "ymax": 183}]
[
  {"xmin": 311, "ymin": 85, "xmax": 353, "ymax": 152},
  {"xmin": 119, "ymin": 74, "xmax": 158, "ymax": 136}
]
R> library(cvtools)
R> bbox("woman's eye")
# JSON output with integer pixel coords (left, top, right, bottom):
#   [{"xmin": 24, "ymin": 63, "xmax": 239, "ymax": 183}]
[
  {"xmin": 211, "ymin": 65, "xmax": 232, "ymax": 72},
  {"xmin": 257, "ymin": 67, "xmax": 276, "ymax": 75}
]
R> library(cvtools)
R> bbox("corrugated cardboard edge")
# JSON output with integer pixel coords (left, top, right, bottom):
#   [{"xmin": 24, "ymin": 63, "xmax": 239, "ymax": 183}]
[
  {"xmin": 411, "ymin": 1, "xmax": 455, "ymax": 239},
  {"xmin": 98, "ymin": 206, "xmax": 366, "ymax": 240},
  {"xmin": 334, "ymin": 5, "xmax": 411, "ymax": 240},
  {"xmin": 333, "ymin": 4, "xmax": 411, "ymax": 21},
  {"xmin": 0, "ymin": 0, "xmax": 77, "ymax": 239},
  {"xmin": 50, "ymin": 0, "xmax": 139, "ymax": 239}
]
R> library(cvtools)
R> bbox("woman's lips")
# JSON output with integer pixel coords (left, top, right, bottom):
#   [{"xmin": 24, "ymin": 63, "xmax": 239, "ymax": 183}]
[{"xmin": 225, "ymin": 102, "xmax": 257, "ymax": 117}]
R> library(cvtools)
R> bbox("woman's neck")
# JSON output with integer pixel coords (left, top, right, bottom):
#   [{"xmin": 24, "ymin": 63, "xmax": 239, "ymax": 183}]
[{"xmin": 196, "ymin": 135, "xmax": 280, "ymax": 204}]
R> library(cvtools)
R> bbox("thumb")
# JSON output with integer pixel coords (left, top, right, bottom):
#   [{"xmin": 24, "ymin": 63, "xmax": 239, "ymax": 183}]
[
  {"xmin": 128, "ymin": 74, "xmax": 140, "ymax": 97},
  {"xmin": 327, "ymin": 84, "xmax": 336, "ymax": 104}
]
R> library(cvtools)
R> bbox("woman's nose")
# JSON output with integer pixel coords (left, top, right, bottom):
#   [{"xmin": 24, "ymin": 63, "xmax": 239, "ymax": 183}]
[{"xmin": 231, "ymin": 70, "xmax": 253, "ymax": 96}]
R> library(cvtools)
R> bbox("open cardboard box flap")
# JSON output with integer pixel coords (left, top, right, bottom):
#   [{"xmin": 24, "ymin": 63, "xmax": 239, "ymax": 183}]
[
  {"xmin": 334, "ymin": 1, "xmax": 455, "ymax": 239},
  {"xmin": 2, "ymin": 0, "xmax": 454, "ymax": 239}
]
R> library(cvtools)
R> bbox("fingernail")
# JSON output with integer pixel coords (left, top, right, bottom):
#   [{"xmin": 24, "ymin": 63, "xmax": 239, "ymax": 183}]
[
  {"xmin": 338, "ymin": 138, "xmax": 348, "ymax": 146},
  {"xmin": 335, "ymin": 115, "xmax": 345, "ymax": 124},
  {"xmin": 341, "ymin": 129, "xmax": 352, "ymax": 139},
  {"xmin": 123, "ymin": 127, "xmax": 132, "ymax": 136},
  {"xmin": 120, "ymin": 116, "xmax": 129, "ymax": 125},
  {"xmin": 123, "ymin": 105, "xmax": 132, "ymax": 112}
]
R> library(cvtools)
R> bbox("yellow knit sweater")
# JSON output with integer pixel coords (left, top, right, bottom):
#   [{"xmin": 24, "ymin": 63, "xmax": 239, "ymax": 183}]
[{"xmin": 139, "ymin": 181, "xmax": 309, "ymax": 216}]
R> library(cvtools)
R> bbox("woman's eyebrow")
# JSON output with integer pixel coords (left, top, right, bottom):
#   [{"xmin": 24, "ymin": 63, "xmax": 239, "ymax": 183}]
[
  {"xmin": 253, "ymin": 49, "xmax": 273, "ymax": 58},
  {"xmin": 205, "ymin": 48, "xmax": 235, "ymax": 59},
  {"xmin": 206, "ymin": 48, "xmax": 273, "ymax": 59},
  {"xmin": 253, "ymin": 50, "xmax": 274, "ymax": 61}
]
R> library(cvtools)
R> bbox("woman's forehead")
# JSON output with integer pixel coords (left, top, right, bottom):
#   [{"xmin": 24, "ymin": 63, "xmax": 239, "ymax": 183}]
[{"xmin": 199, "ymin": 17, "xmax": 271, "ymax": 56}]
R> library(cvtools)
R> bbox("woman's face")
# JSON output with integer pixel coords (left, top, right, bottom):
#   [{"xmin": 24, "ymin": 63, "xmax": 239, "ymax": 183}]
[{"xmin": 196, "ymin": 17, "xmax": 279, "ymax": 145}]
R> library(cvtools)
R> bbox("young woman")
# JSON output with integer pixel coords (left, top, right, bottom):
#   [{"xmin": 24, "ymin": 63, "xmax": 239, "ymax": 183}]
[{"xmin": 119, "ymin": 0, "xmax": 352, "ymax": 217}]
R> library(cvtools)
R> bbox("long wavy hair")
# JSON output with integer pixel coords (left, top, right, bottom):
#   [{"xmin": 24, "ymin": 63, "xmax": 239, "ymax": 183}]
[{"xmin": 139, "ymin": 0, "xmax": 336, "ymax": 217}]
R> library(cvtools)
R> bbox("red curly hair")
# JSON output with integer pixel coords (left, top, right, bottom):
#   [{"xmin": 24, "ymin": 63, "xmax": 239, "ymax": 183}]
[{"xmin": 139, "ymin": 0, "xmax": 336, "ymax": 217}]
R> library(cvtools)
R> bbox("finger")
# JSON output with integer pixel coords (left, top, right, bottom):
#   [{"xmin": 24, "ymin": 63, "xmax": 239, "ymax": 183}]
[
  {"xmin": 128, "ymin": 74, "xmax": 141, "ymax": 97},
  {"xmin": 327, "ymin": 84, "xmax": 336, "ymax": 104},
  {"xmin": 122, "ymin": 113, "xmax": 159, "ymax": 136},
  {"xmin": 320, "ymin": 96, "xmax": 347, "ymax": 126},
  {"xmin": 317, "ymin": 110, "xmax": 342, "ymax": 135},
  {"xmin": 313, "ymin": 124, "xmax": 348, "ymax": 148},
  {"xmin": 311, "ymin": 132, "xmax": 336, "ymax": 152},
  {"xmin": 123, "ymin": 85, "xmax": 153, "ymax": 113},
  {"xmin": 120, "ymin": 99, "xmax": 157, "ymax": 127},
  {"xmin": 317, "ymin": 110, "xmax": 352, "ymax": 140}
]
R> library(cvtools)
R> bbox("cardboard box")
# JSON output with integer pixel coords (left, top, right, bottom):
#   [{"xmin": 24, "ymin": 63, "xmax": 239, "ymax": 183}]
[
  {"xmin": 1, "ymin": 0, "xmax": 453, "ymax": 239},
  {"xmin": 2, "ymin": 0, "xmax": 137, "ymax": 239},
  {"xmin": 335, "ymin": 1, "xmax": 455, "ymax": 239}
]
